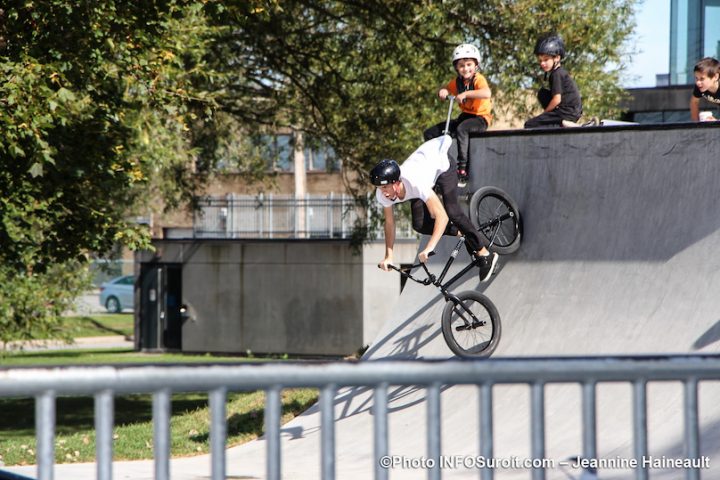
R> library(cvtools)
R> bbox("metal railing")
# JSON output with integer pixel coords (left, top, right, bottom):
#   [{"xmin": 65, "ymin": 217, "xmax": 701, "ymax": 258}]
[
  {"xmin": 193, "ymin": 193, "xmax": 416, "ymax": 239},
  {"xmin": 1, "ymin": 356, "xmax": 718, "ymax": 480}
]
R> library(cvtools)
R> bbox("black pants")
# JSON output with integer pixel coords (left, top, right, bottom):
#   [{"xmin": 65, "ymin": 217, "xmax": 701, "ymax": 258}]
[
  {"xmin": 524, "ymin": 88, "xmax": 579, "ymax": 129},
  {"xmin": 423, "ymin": 113, "xmax": 488, "ymax": 169},
  {"xmin": 409, "ymin": 154, "xmax": 485, "ymax": 255}
]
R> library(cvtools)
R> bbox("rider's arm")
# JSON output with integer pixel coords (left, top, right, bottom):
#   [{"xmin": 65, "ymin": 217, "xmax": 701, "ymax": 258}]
[
  {"xmin": 544, "ymin": 93, "xmax": 561, "ymax": 112},
  {"xmin": 379, "ymin": 206, "xmax": 396, "ymax": 271},
  {"xmin": 690, "ymin": 96, "xmax": 700, "ymax": 121},
  {"xmin": 418, "ymin": 192, "xmax": 449, "ymax": 263},
  {"xmin": 458, "ymin": 86, "xmax": 491, "ymax": 101}
]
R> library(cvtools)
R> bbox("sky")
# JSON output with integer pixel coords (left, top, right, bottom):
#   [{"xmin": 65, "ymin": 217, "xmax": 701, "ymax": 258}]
[{"xmin": 623, "ymin": 0, "xmax": 671, "ymax": 87}]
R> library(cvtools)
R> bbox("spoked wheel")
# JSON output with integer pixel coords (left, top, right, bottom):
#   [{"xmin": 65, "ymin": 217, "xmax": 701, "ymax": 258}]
[
  {"xmin": 470, "ymin": 186, "xmax": 522, "ymax": 255},
  {"xmin": 441, "ymin": 291, "xmax": 501, "ymax": 358}
]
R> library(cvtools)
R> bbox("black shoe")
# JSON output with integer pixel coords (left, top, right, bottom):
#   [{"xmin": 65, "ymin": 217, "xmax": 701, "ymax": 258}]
[
  {"xmin": 477, "ymin": 252, "xmax": 499, "ymax": 282},
  {"xmin": 457, "ymin": 168, "xmax": 468, "ymax": 187}
]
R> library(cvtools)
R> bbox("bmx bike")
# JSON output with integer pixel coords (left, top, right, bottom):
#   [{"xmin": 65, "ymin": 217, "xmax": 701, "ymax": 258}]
[{"xmin": 386, "ymin": 186, "xmax": 521, "ymax": 357}]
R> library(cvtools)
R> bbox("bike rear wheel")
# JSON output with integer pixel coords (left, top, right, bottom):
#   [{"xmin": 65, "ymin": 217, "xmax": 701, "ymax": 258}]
[
  {"xmin": 470, "ymin": 186, "xmax": 522, "ymax": 255},
  {"xmin": 441, "ymin": 291, "xmax": 501, "ymax": 358}
]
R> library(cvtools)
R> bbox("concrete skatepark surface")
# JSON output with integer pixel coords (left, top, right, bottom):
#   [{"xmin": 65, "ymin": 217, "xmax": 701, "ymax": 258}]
[{"xmin": 5, "ymin": 123, "xmax": 720, "ymax": 479}]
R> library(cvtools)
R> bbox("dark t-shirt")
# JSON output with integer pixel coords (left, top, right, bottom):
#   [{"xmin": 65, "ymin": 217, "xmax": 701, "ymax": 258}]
[
  {"xmin": 548, "ymin": 66, "xmax": 582, "ymax": 118},
  {"xmin": 693, "ymin": 85, "xmax": 720, "ymax": 105}
]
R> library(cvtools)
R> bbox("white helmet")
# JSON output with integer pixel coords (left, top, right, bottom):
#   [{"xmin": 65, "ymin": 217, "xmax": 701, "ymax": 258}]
[{"xmin": 452, "ymin": 43, "xmax": 481, "ymax": 66}]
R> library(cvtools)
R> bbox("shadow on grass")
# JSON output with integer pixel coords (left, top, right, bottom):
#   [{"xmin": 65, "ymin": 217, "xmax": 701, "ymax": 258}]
[
  {"xmin": 88, "ymin": 318, "xmax": 129, "ymax": 336},
  {"xmin": 189, "ymin": 396, "xmax": 317, "ymax": 444},
  {"xmin": 0, "ymin": 394, "xmax": 210, "ymax": 439},
  {"xmin": 67, "ymin": 315, "xmax": 131, "ymax": 337}
]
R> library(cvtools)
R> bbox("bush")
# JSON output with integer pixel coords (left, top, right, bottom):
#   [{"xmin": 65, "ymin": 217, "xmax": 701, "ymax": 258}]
[{"xmin": 0, "ymin": 261, "xmax": 92, "ymax": 344}]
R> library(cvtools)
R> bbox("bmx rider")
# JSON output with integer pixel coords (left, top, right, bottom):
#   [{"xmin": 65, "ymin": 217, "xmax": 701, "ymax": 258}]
[{"xmin": 370, "ymin": 135, "xmax": 499, "ymax": 282}]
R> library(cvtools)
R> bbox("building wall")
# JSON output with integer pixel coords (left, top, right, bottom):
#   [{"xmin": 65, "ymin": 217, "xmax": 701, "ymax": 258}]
[
  {"xmin": 206, "ymin": 171, "xmax": 347, "ymax": 196},
  {"xmin": 137, "ymin": 239, "xmax": 419, "ymax": 356},
  {"xmin": 621, "ymin": 85, "xmax": 720, "ymax": 123}
]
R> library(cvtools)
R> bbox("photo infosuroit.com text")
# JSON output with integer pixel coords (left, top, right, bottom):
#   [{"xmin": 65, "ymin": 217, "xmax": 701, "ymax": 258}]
[{"xmin": 378, "ymin": 455, "xmax": 711, "ymax": 471}]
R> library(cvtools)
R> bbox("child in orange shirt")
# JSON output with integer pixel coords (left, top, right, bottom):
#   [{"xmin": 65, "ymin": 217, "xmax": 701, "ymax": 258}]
[{"xmin": 423, "ymin": 44, "xmax": 492, "ymax": 186}]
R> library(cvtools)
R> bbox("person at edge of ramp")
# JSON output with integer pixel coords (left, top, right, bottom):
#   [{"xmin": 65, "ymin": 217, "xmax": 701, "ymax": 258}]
[
  {"xmin": 422, "ymin": 43, "xmax": 493, "ymax": 187},
  {"xmin": 370, "ymin": 135, "xmax": 499, "ymax": 282},
  {"xmin": 524, "ymin": 33, "xmax": 592, "ymax": 129},
  {"xmin": 689, "ymin": 57, "xmax": 720, "ymax": 122}
]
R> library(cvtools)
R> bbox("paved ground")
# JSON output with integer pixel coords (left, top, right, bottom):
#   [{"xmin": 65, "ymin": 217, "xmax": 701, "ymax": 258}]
[
  {"xmin": 67, "ymin": 290, "xmax": 122, "ymax": 316},
  {"xmin": 5, "ymin": 125, "xmax": 720, "ymax": 479}
]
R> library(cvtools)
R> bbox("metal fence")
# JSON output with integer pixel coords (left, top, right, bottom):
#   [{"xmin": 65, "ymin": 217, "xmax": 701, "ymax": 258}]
[
  {"xmin": 1, "ymin": 356, "xmax": 718, "ymax": 480},
  {"xmin": 193, "ymin": 194, "xmax": 416, "ymax": 239}
]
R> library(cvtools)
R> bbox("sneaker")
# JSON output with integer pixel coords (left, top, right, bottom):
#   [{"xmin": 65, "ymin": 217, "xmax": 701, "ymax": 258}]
[
  {"xmin": 457, "ymin": 168, "xmax": 468, "ymax": 187},
  {"xmin": 477, "ymin": 251, "xmax": 499, "ymax": 282},
  {"xmin": 582, "ymin": 116, "xmax": 600, "ymax": 127},
  {"xmin": 561, "ymin": 119, "xmax": 581, "ymax": 128}
]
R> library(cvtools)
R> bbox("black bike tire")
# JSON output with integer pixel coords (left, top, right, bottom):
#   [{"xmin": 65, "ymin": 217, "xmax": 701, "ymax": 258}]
[
  {"xmin": 469, "ymin": 186, "xmax": 522, "ymax": 255},
  {"xmin": 441, "ymin": 290, "xmax": 501, "ymax": 358}
]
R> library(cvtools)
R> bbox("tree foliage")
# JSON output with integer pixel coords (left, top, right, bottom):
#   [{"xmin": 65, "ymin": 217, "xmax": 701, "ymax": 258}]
[
  {"xmin": 0, "ymin": 2, "xmax": 221, "ymax": 269},
  {"xmin": 209, "ymin": 0, "xmax": 636, "ymax": 194}
]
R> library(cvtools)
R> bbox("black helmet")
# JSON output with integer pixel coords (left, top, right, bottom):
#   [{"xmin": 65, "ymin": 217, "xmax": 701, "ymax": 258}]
[
  {"xmin": 369, "ymin": 159, "xmax": 401, "ymax": 186},
  {"xmin": 534, "ymin": 34, "xmax": 565, "ymax": 58}
]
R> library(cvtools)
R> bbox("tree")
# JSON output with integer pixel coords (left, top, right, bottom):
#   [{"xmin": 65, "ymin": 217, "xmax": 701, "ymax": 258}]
[{"xmin": 0, "ymin": 1, "xmax": 221, "ymax": 340}]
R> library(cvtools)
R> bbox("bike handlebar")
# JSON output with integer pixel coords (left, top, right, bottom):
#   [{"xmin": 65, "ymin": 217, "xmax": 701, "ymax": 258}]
[{"xmin": 381, "ymin": 252, "xmax": 436, "ymax": 285}]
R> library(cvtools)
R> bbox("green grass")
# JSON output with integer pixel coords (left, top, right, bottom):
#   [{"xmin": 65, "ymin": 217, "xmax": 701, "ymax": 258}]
[
  {"xmin": 0, "ymin": 348, "xmax": 282, "ymax": 366},
  {"xmin": 0, "ymin": 349, "xmax": 319, "ymax": 466},
  {"xmin": 59, "ymin": 314, "xmax": 134, "ymax": 338}
]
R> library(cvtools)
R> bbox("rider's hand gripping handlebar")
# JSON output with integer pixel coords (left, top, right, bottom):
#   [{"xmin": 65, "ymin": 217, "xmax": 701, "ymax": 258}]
[{"xmin": 381, "ymin": 252, "xmax": 436, "ymax": 285}]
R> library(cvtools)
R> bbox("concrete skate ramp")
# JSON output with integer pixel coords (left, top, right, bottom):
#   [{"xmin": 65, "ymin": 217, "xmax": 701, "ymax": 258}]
[
  {"xmin": 368, "ymin": 122, "xmax": 720, "ymax": 360},
  {"xmin": 218, "ymin": 123, "xmax": 720, "ymax": 480}
]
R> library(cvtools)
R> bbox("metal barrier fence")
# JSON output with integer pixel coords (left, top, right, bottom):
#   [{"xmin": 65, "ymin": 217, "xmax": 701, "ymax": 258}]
[
  {"xmin": 193, "ymin": 193, "xmax": 416, "ymax": 239},
  {"xmin": 1, "ymin": 356, "xmax": 718, "ymax": 480}
]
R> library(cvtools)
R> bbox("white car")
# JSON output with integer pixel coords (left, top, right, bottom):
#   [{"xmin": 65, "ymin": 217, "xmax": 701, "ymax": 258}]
[{"xmin": 99, "ymin": 275, "xmax": 135, "ymax": 313}]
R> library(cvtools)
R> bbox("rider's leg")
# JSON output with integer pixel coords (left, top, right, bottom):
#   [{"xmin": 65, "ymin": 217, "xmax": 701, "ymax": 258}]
[
  {"xmin": 434, "ymin": 168, "xmax": 486, "ymax": 256},
  {"xmin": 410, "ymin": 199, "xmax": 432, "ymax": 234},
  {"xmin": 524, "ymin": 110, "xmax": 565, "ymax": 129},
  {"xmin": 424, "ymin": 118, "xmax": 459, "ymax": 141},
  {"xmin": 411, "ymin": 198, "xmax": 460, "ymax": 237},
  {"xmin": 423, "ymin": 121, "xmax": 444, "ymax": 141},
  {"xmin": 455, "ymin": 114, "xmax": 488, "ymax": 176}
]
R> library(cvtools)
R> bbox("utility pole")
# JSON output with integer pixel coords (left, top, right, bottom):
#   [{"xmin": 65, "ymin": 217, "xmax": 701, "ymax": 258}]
[{"xmin": 293, "ymin": 128, "xmax": 307, "ymax": 238}]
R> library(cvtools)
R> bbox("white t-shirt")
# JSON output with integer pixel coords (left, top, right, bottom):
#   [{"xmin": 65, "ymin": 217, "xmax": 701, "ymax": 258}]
[{"xmin": 375, "ymin": 135, "xmax": 452, "ymax": 207}]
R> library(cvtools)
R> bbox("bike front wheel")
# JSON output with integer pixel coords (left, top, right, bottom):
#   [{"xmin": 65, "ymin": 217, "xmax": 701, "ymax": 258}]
[
  {"xmin": 441, "ymin": 291, "xmax": 501, "ymax": 358},
  {"xmin": 470, "ymin": 186, "xmax": 522, "ymax": 255}
]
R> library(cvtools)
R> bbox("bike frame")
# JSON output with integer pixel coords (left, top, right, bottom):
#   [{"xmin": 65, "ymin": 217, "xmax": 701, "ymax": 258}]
[{"xmin": 389, "ymin": 237, "xmax": 478, "ymax": 305}]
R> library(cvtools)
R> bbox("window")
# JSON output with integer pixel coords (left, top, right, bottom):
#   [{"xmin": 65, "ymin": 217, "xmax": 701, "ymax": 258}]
[
  {"xmin": 704, "ymin": 0, "xmax": 720, "ymax": 58},
  {"xmin": 258, "ymin": 134, "xmax": 293, "ymax": 172},
  {"xmin": 670, "ymin": 0, "xmax": 720, "ymax": 84},
  {"xmin": 239, "ymin": 133, "xmax": 341, "ymax": 173},
  {"xmin": 304, "ymin": 138, "xmax": 339, "ymax": 172}
]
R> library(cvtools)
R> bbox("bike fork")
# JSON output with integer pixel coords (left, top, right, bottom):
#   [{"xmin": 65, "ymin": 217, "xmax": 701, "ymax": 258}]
[
  {"xmin": 484, "ymin": 212, "xmax": 514, "ymax": 249},
  {"xmin": 446, "ymin": 292, "xmax": 485, "ymax": 330}
]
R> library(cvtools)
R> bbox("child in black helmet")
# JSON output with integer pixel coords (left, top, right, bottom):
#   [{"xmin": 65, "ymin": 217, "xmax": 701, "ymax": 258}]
[{"xmin": 524, "ymin": 34, "xmax": 584, "ymax": 129}]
